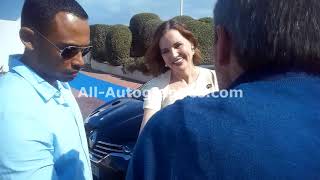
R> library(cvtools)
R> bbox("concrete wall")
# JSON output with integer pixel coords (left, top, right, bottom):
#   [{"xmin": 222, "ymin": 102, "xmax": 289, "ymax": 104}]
[
  {"xmin": 0, "ymin": 18, "xmax": 24, "ymax": 73},
  {"xmin": 91, "ymin": 59, "xmax": 153, "ymax": 83},
  {"xmin": 90, "ymin": 59, "xmax": 214, "ymax": 83}
]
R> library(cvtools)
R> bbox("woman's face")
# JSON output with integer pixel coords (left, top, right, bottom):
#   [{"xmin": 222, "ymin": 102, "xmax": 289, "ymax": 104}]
[{"xmin": 159, "ymin": 29, "xmax": 195, "ymax": 72}]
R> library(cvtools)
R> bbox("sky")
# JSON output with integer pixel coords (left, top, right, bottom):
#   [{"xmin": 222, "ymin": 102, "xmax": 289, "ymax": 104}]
[{"xmin": 0, "ymin": 0, "xmax": 216, "ymax": 25}]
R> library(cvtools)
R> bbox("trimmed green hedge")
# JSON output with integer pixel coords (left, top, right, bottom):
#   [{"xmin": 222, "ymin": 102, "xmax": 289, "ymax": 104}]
[
  {"xmin": 90, "ymin": 24, "xmax": 111, "ymax": 63},
  {"xmin": 129, "ymin": 13, "xmax": 161, "ymax": 57},
  {"xmin": 172, "ymin": 15, "xmax": 194, "ymax": 24},
  {"xmin": 185, "ymin": 20, "xmax": 214, "ymax": 65},
  {"xmin": 89, "ymin": 13, "xmax": 216, "ymax": 74},
  {"xmin": 198, "ymin": 17, "xmax": 213, "ymax": 24},
  {"xmin": 123, "ymin": 57, "xmax": 149, "ymax": 75},
  {"xmin": 105, "ymin": 25, "xmax": 132, "ymax": 66},
  {"xmin": 141, "ymin": 19, "xmax": 163, "ymax": 49}
]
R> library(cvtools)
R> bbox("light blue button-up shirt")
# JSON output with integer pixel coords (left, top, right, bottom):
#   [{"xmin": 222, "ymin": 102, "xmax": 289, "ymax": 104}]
[{"xmin": 0, "ymin": 55, "xmax": 92, "ymax": 180}]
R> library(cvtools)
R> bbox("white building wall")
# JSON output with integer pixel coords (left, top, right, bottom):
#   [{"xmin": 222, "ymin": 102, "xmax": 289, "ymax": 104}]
[{"xmin": 0, "ymin": 18, "xmax": 24, "ymax": 73}]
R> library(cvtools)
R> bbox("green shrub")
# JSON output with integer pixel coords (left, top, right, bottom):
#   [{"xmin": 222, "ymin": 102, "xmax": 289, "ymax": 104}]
[
  {"xmin": 129, "ymin": 13, "xmax": 161, "ymax": 57},
  {"xmin": 105, "ymin": 25, "xmax": 132, "ymax": 66},
  {"xmin": 90, "ymin": 24, "xmax": 111, "ymax": 63},
  {"xmin": 122, "ymin": 57, "xmax": 149, "ymax": 75},
  {"xmin": 198, "ymin": 17, "xmax": 213, "ymax": 24},
  {"xmin": 185, "ymin": 20, "xmax": 214, "ymax": 65},
  {"xmin": 171, "ymin": 15, "xmax": 194, "ymax": 24},
  {"xmin": 141, "ymin": 19, "xmax": 163, "ymax": 49}
]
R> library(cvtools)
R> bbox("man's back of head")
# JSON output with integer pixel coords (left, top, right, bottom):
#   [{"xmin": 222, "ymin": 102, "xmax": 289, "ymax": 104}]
[{"xmin": 213, "ymin": 0, "xmax": 320, "ymax": 89}]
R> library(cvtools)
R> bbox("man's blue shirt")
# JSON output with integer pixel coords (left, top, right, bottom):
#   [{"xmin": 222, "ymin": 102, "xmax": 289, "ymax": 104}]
[
  {"xmin": 127, "ymin": 71, "xmax": 320, "ymax": 180},
  {"xmin": 0, "ymin": 55, "xmax": 92, "ymax": 180}
]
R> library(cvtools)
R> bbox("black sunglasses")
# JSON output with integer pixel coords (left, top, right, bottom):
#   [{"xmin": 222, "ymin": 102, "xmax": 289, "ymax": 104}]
[{"xmin": 34, "ymin": 28, "xmax": 92, "ymax": 59}]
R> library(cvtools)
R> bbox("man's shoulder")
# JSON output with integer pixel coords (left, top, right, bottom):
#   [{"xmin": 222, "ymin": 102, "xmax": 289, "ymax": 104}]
[
  {"xmin": 144, "ymin": 96, "xmax": 226, "ymax": 134},
  {"xmin": 0, "ymin": 71, "xmax": 33, "ymax": 90},
  {"xmin": 0, "ymin": 71, "xmax": 37, "ymax": 104},
  {"xmin": 146, "ymin": 72, "xmax": 320, "ymax": 130},
  {"xmin": 162, "ymin": 95, "xmax": 236, "ymax": 116}
]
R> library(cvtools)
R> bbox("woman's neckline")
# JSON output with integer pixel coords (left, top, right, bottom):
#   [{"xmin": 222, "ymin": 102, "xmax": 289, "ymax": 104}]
[{"xmin": 169, "ymin": 66, "xmax": 200, "ymax": 85}]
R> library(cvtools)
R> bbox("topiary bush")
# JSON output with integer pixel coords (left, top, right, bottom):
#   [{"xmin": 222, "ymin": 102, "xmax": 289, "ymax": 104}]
[
  {"xmin": 129, "ymin": 13, "xmax": 161, "ymax": 57},
  {"xmin": 198, "ymin": 17, "xmax": 213, "ymax": 24},
  {"xmin": 171, "ymin": 15, "xmax": 194, "ymax": 25},
  {"xmin": 105, "ymin": 25, "xmax": 132, "ymax": 66},
  {"xmin": 90, "ymin": 24, "xmax": 111, "ymax": 63},
  {"xmin": 141, "ymin": 19, "xmax": 163, "ymax": 50},
  {"xmin": 122, "ymin": 57, "xmax": 150, "ymax": 75},
  {"xmin": 185, "ymin": 20, "xmax": 214, "ymax": 65}
]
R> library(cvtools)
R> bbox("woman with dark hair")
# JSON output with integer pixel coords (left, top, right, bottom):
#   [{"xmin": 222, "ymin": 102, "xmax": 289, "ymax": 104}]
[{"xmin": 140, "ymin": 20, "xmax": 219, "ymax": 132}]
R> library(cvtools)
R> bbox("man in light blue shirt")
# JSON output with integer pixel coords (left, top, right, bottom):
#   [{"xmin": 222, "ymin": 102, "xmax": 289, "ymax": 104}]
[{"xmin": 0, "ymin": 0, "xmax": 93, "ymax": 179}]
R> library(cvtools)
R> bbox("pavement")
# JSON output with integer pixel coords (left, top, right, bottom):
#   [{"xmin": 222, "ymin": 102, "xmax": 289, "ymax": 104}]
[{"xmin": 71, "ymin": 67, "xmax": 142, "ymax": 119}]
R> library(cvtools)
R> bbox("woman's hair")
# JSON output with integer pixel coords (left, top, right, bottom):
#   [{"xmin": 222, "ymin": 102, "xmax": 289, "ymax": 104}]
[{"xmin": 145, "ymin": 20, "xmax": 201, "ymax": 76}]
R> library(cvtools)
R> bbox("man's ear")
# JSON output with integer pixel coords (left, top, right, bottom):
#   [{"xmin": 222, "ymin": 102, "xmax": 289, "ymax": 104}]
[
  {"xmin": 19, "ymin": 27, "xmax": 36, "ymax": 51},
  {"xmin": 215, "ymin": 25, "xmax": 232, "ymax": 67}
]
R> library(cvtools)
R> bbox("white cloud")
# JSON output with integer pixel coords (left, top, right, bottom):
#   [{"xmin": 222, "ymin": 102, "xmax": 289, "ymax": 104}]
[{"xmin": 78, "ymin": 0, "xmax": 215, "ymax": 25}]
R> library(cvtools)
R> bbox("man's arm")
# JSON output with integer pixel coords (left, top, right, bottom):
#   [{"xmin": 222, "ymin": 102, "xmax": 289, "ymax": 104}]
[
  {"xmin": 127, "ymin": 98, "xmax": 217, "ymax": 180},
  {"xmin": 126, "ymin": 106, "xmax": 182, "ymax": 180}
]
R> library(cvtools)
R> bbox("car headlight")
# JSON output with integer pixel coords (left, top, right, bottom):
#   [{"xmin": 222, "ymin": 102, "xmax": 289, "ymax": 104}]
[{"xmin": 88, "ymin": 130, "xmax": 98, "ymax": 149}]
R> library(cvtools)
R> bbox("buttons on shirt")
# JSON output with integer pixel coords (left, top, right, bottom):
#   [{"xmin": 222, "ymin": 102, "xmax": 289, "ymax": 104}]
[{"xmin": 54, "ymin": 92, "xmax": 61, "ymax": 97}]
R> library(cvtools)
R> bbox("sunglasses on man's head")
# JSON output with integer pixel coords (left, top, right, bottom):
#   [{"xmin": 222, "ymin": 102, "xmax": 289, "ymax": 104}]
[{"xmin": 33, "ymin": 28, "xmax": 92, "ymax": 59}]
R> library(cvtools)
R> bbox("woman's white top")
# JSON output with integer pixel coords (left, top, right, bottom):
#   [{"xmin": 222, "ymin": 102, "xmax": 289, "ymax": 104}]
[{"xmin": 143, "ymin": 67, "xmax": 219, "ymax": 111}]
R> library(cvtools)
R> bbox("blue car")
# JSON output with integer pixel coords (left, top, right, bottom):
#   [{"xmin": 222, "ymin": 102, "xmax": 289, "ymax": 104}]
[{"xmin": 84, "ymin": 83, "xmax": 149, "ymax": 180}]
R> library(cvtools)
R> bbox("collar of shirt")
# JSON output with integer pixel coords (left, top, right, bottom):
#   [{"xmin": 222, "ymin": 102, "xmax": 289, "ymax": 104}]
[{"xmin": 9, "ymin": 55, "xmax": 70, "ymax": 105}]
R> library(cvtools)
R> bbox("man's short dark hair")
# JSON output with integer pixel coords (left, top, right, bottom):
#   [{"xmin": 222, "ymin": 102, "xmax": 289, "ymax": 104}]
[
  {"xmin": 21, "ymin": 0, "xmax": 88, "ymax": 34},
  {"xmin": 214, "ymin": 0, "xmax": 320, "ymax": 74}
]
